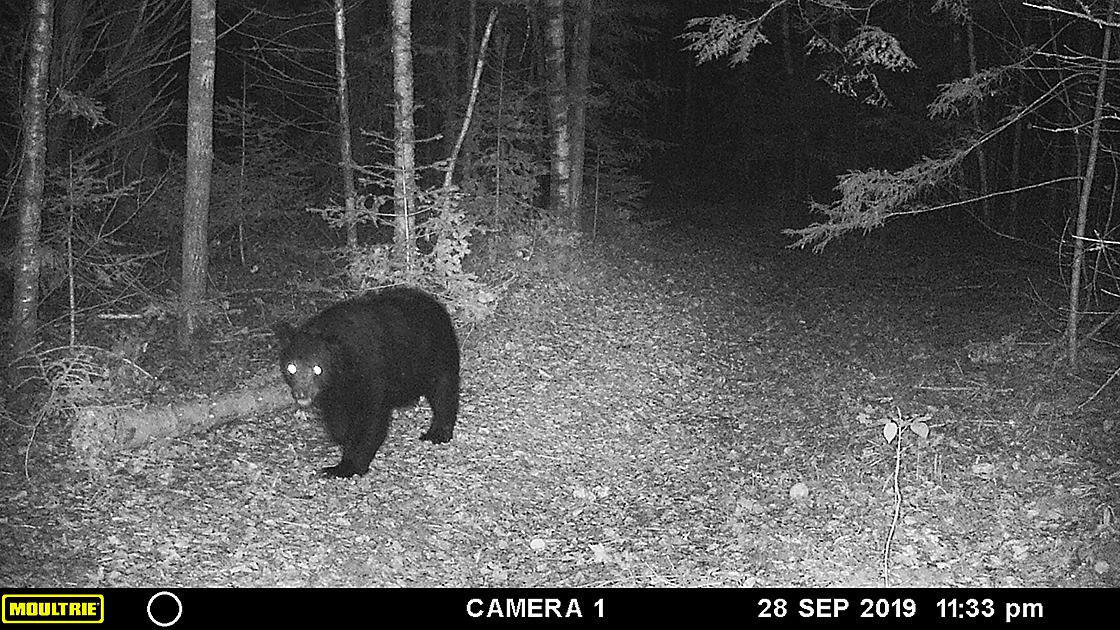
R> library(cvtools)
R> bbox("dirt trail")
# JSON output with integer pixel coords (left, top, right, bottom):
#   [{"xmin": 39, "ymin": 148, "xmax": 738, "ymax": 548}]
[{"xmin": 1, "ymin": 213, "xmax": 1117, "ymax": 588}]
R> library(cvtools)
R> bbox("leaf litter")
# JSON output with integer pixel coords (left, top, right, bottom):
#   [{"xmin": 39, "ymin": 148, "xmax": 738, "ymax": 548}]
[{"xmin": 1, "ymin": 219, "xmax": 1118, "ymax": 588}]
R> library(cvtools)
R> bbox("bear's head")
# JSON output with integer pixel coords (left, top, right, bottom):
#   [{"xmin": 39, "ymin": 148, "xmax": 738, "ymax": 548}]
[{"xmin": 275, "ymin": 323, "xmax": 337, "ymax": 407}]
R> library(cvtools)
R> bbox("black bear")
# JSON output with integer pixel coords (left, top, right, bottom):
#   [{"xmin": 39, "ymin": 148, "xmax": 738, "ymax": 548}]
[{"xmin": 273, "ymin": 287, "xmax": 460, "ymax": 477}]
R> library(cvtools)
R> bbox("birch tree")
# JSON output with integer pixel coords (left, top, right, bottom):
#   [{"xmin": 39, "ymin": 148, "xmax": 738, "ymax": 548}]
[
  {"xmin": 179, "ymin": 0, "xmax": 215, "ymax": 353},
  {"xmin": 12, "ymin": 0, "xmax": 54, "ymax": 363},
  {"xmin": 544, "ymin": 0, "xmax": 571, "ymax": 226},
  {"xmin": 390, "ymin": 0, "xmax": 418, "ymax": 266}
]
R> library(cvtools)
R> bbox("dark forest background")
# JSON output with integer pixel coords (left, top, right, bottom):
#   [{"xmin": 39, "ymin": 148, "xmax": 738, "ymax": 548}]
[
  {"xmin": 1, "ymin": 0, "xmax": 1119, "ymax": 590},
  {"xmin": 3, "ymin": 1, "xmax": 1119, "ymax": 332},
  {"xmin": 2, "ymin": 0, "xmax": 1119, "ymax": 446}
]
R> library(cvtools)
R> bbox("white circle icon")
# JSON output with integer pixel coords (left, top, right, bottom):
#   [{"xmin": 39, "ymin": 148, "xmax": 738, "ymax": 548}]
[{"xmin": 146, "ymin": 591, "xmax": 182, "ymax": 627}]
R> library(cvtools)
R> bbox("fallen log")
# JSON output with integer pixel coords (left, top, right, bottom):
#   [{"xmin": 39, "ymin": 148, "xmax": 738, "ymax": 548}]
[{"xmin": 71, "ymin": 373, "xmax": 293, "ymax": 465}]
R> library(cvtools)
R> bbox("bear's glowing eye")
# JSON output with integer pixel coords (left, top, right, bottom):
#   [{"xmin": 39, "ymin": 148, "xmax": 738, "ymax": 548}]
[
  {"xmin": 313, "ymin": 365, "xmax": 322, "ymax": 375},
  {"xmin": 287, "ymin": 363, "xmax": 298, "ymax": 374}
]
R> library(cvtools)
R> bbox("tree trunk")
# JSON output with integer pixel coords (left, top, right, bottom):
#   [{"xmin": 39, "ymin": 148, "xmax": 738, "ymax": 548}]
[
  {"xmin": 569, "ymin": 0, "xmax": 591, "ymax": 231},
  {"xmin": 12, "ymin": 0, "xmax": 54, "ymax": 365},
  {"xmin": 343, "ymin": 1, "xmax": 376, "ymax": 168},
  {"xmin": 107, "ymin": 0, "xmax": 158, "ymax": 214},
  {"xmin": 1066, "ymin": 2, "xmax": 1115, "ymax": 369},
  {"xmin": 441, "ymin": 1, "xmax": 462, "ymax": 160},
  {"xmin": 1006, "ymin": 80, "xmax": 1025, "ymax": 235},
  {"xmin": 179, "ymin": 0, "xmax": 215, "ymax": 354},
  {"xmin": 781, "ymin": 6, "xmax": 809, "ymax": 208},
  {"xmin": 390, "ymin": 0, "xmax": 418, "ymax": 267},
  {"xmin": 46, "ymin": 0, "xmax": 80, "ymax": 165},
  {"xmin": 445, "ymin": 8, "xmax": 498, "ymax": 189},
  {"xmin": 1004, "ymin": 16, "xmax": 1032, "ymax": 236},
  {"xmin": 333, "ymin": 0, "xmax": 358, "ymax": 249},
  {"xmin": 966, "ymin": 16, "xmax": 989, "ymax": 221},
  {"xmin": 780, "ymin": 1, "xmax": 794, "ymax": 78},
  {"xmin": 544, "ymin": 0, "xmax": 571, "ymax": 225},
  {"xmin": 466, "ymin": 0, "xmax": 478, "ymax": 93}
]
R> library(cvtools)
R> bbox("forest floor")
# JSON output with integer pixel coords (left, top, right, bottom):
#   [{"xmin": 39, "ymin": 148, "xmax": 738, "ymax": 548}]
[{"xmin": 1, "ymin": 195, "xmax": 1119, "ymax": 590}]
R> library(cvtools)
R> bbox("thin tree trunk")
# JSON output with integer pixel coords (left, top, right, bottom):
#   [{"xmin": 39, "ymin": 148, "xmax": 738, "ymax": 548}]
[
  {"xmin": 780, "ymin": 2, "xmax": 794, "ymax": 77},
  {"xmin": 13, "ymin": 0, "xmax": 54, "ymax": 364},
  {"xmin": 784, "ymin": 4, "xmax": 808, "ymax": 206},
  {"xmin": 466, "ymin": 0, "xmax": 478, "ymax": 91},
  {"xmin": 1005, "ymin": 17, "xmax": 1031, "ymax": 235},
  {"xmin": 1067, "ymin": 2, "xmax": 1115, "ymax": 368},
  {"xmin": 1049, "ymin": 19, "xmax": 1076, "ymax": 217},
  {"xmin": 966, "ymin": 16, "xmax": 989, "ymax": 220},
  {"xmin": 544, "ymin": 0, "xmax": 571, "ymax": 225},
  {"xmin": 681, "ymin": 62, "xmax": 694, "ymax": 151},
  {"xmin": 390, "ymin": 0, "xmax": 417, "ymax": 267},
  {"xmin": 569, "ymin": 0, "xmax": 591, "ymax": 231},
  {"xmin": 441, "ymin": 2, "xmax": 461, "ymax": 160},
  {"xmin": 179, "ymin": 0, "xmax": 215, "ymax": 354},
  {"xmin": 1006, "ymin": 82, "xmax": 1024, "ymax": 234},
  {"xmin": 333, "ymin": 0, "xmax": 358, "ymax": 248},
  {"xmin": 445, "ymin": 8, "xmax": 497, "ymax": 188},
  {"xmin": 107, "ymin": 0, "xmax": 158, "ymax": 215},
  {"xmin": 46, "ymin": 0, "xmax": 80, "ymax": 164},
  {"xmin": 343, "ymin": 1, "xmax": 375, "ymax": 168}
]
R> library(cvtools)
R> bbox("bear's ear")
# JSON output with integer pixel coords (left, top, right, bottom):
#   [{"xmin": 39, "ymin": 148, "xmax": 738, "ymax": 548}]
[{"xmin": 273, "ymin": 322, "xmax": 296, "ymax": 344}]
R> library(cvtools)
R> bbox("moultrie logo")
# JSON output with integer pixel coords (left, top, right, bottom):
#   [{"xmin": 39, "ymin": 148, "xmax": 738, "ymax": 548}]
[{"xmin": 2, "ymin": 594, "xmax": 104, "ymax": 623}]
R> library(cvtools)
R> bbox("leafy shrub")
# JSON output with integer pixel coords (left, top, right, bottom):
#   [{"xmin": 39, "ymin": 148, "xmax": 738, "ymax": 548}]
[{"xmin": 336, "ymin": 186, "xmax": 500, "ymax": 324}]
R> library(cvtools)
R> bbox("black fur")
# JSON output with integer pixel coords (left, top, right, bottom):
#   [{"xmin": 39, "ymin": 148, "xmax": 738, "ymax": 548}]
[{"xmin": 274, "ymin": 287, "xmax": 460, "ymax": 477}]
